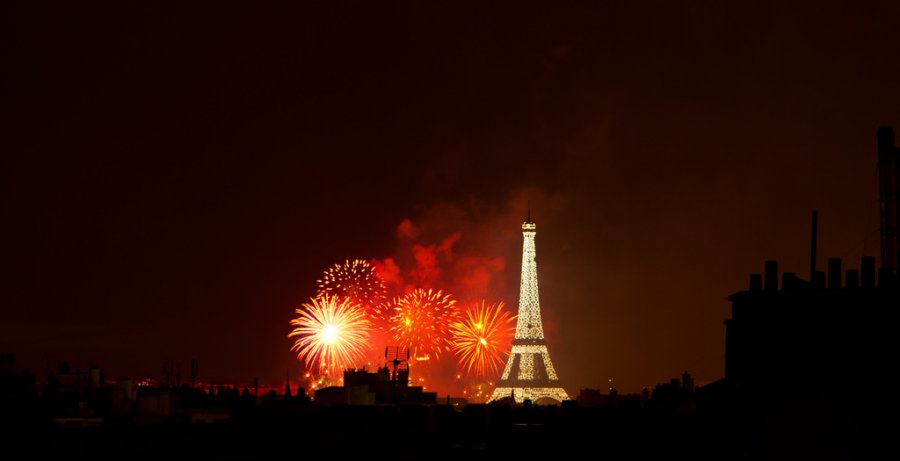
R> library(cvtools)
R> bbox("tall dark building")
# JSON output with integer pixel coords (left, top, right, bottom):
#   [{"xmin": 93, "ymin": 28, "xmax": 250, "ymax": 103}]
[{"xmin": 878, "ymin": 126, "xmax": 900, "ymax": 274}]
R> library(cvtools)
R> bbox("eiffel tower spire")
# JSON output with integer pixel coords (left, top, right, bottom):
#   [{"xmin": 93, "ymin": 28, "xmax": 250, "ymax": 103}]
[{"xmin": 489, "ymin": 216, "xmax": 568, "ymax": 403}]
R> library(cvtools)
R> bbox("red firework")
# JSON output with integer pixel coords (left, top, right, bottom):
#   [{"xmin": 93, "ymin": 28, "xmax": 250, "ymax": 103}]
[{"xmin": 387, "ymin": 288, "xmax": 459, "ymax": 360}]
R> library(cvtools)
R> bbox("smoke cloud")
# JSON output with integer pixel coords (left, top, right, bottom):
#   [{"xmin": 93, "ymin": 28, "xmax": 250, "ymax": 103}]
[{"xmin": 373, "ymin": 187, "xmax": 566, "ymax": 308}]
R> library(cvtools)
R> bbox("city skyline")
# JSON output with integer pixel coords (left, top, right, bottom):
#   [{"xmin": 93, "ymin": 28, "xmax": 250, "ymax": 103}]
[{"xmin": 3, "ymin": 2, "xmax": 900, "ymax": 393}]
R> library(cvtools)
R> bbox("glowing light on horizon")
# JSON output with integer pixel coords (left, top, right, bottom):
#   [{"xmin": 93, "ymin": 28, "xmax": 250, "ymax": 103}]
[
  {"xmin": 288, "ymin": 294, "xmax": 371, "ymax": 373},
  {"xmin": 490, "ymin": 386, "xmax": 569, "ymax": 404},
  {"xmin": 449, "ymin": 301, "xmax": 515, "ymax": 378}
]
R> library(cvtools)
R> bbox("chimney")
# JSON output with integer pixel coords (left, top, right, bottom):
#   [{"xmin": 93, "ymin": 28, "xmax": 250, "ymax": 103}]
[
  {"xmin": 764, "ymin": 261, "xmax": 778, "ymax": 291},
  {"xmin": 827, "ymin": 258, "xmax": 842, "ymax": 289},
  {"xmin": 877, "ymin": 127, "xmax": 899, "ymax": 274}
]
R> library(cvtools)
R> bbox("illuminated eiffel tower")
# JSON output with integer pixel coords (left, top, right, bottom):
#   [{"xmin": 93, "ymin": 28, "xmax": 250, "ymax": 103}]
[{"xmin": 489, "ymin": 213, "xmax": 569, "ymax": 403}]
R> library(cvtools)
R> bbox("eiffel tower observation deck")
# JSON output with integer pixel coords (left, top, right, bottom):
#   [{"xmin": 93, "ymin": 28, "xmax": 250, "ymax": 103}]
[{"xmin": 489, "ymin": 214, "xmax": 569, "ymax": 403}]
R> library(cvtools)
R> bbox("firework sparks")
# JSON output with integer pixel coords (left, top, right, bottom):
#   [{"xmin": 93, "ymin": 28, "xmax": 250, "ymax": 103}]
[
  {"xmin": 288, "ymin": 294, "xmax": 371, "ymax": 373},
  {"xmin": 316, "ymin": 259, "xmax": 387, "ymax": 309},
  {"xmin": 388, "ymin": 288, "xmax": 459, "ymax": 360},
  {"xmin": 449, "ymin": 301, "xmax": 515, "ymax": 378}
]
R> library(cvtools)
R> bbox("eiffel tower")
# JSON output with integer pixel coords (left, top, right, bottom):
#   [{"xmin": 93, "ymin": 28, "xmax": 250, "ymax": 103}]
[{"xmin": 489, "ymin": 213, "xmax": 569, "ymax": 403}]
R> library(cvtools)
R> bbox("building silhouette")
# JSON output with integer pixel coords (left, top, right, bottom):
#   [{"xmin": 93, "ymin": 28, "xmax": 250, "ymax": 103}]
[
  {"xmin": 712, "ymin": 127, "xmax": 900, "ymax": 458},
  {"xmin": 724, "ymin": 128, "xmax": 899, "ymax": 393},
  {"xmin": 313, "ymin": 365, "xmax": 437, "ymax": 406},
  {"xmin": 490, "ymin": 214, "xmax": 569, "ymax": 403},
  {"xmin": 725, "ymin": 257, "xmax": 898, "ymax": 394}
]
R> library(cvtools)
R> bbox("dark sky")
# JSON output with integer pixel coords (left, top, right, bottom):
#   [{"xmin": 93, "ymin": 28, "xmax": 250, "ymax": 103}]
[{"xmin": 2, "ymin": 2, "xmax": 899, "ymax": 392}]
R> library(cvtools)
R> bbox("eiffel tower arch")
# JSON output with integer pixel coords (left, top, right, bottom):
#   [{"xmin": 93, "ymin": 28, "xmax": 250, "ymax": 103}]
[{"xmin": 489, "ymin": 215, "xmax": 569, "ymax": 403}]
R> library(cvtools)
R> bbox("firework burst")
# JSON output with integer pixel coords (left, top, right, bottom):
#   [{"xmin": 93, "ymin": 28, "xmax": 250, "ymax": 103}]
[
  {"xmin": 388, "ymin": 288, "xmax": 459, "ymax": 360},
  {"xmin": 316, "ymin": 259, "xmax": 388, "ymax": 309},
  {"xmin": 449, "ymin": 301, "xmax": 515, "ymax": 378},
  {"xmin": 288, "ymin": 294, "xmax": 371, "ymax": 373}
]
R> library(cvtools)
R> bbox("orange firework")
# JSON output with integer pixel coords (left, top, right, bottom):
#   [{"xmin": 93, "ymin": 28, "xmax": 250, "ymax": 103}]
[
  {"xmin": 449, "ymin": 301, "xmax": 516, "ymax": 378},
  {"xmin": 388, "ymin": 288, "xmax": 459, "ymax": 360},
  {"xmin": 288, "ymin": 294, "xmax": 371, "ymax": 373},
  {"xmin": 316, "ymin": 259, "xmax": 387, "ymax": 309}
]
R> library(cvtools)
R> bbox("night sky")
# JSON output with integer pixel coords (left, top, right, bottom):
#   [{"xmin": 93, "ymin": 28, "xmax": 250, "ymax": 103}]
[{"xmin": 3, "ymin": 2, "xmax": 899, "ymax": 393}]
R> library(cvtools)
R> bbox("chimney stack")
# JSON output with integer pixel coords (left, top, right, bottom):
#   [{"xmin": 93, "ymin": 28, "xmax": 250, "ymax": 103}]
[
  {"xmin": 764, "ymin": 261, "xmax": 778, "ymax": 291},
  {"xmin": 827, "ymin": 258, "xmax": 842, "ymax": 289}
]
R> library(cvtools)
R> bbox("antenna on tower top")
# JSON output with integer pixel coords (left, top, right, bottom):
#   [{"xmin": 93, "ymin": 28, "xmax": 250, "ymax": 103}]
[{"xmin": 527, "ymin": 202, "xmax": 532, "ymax": 223}]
